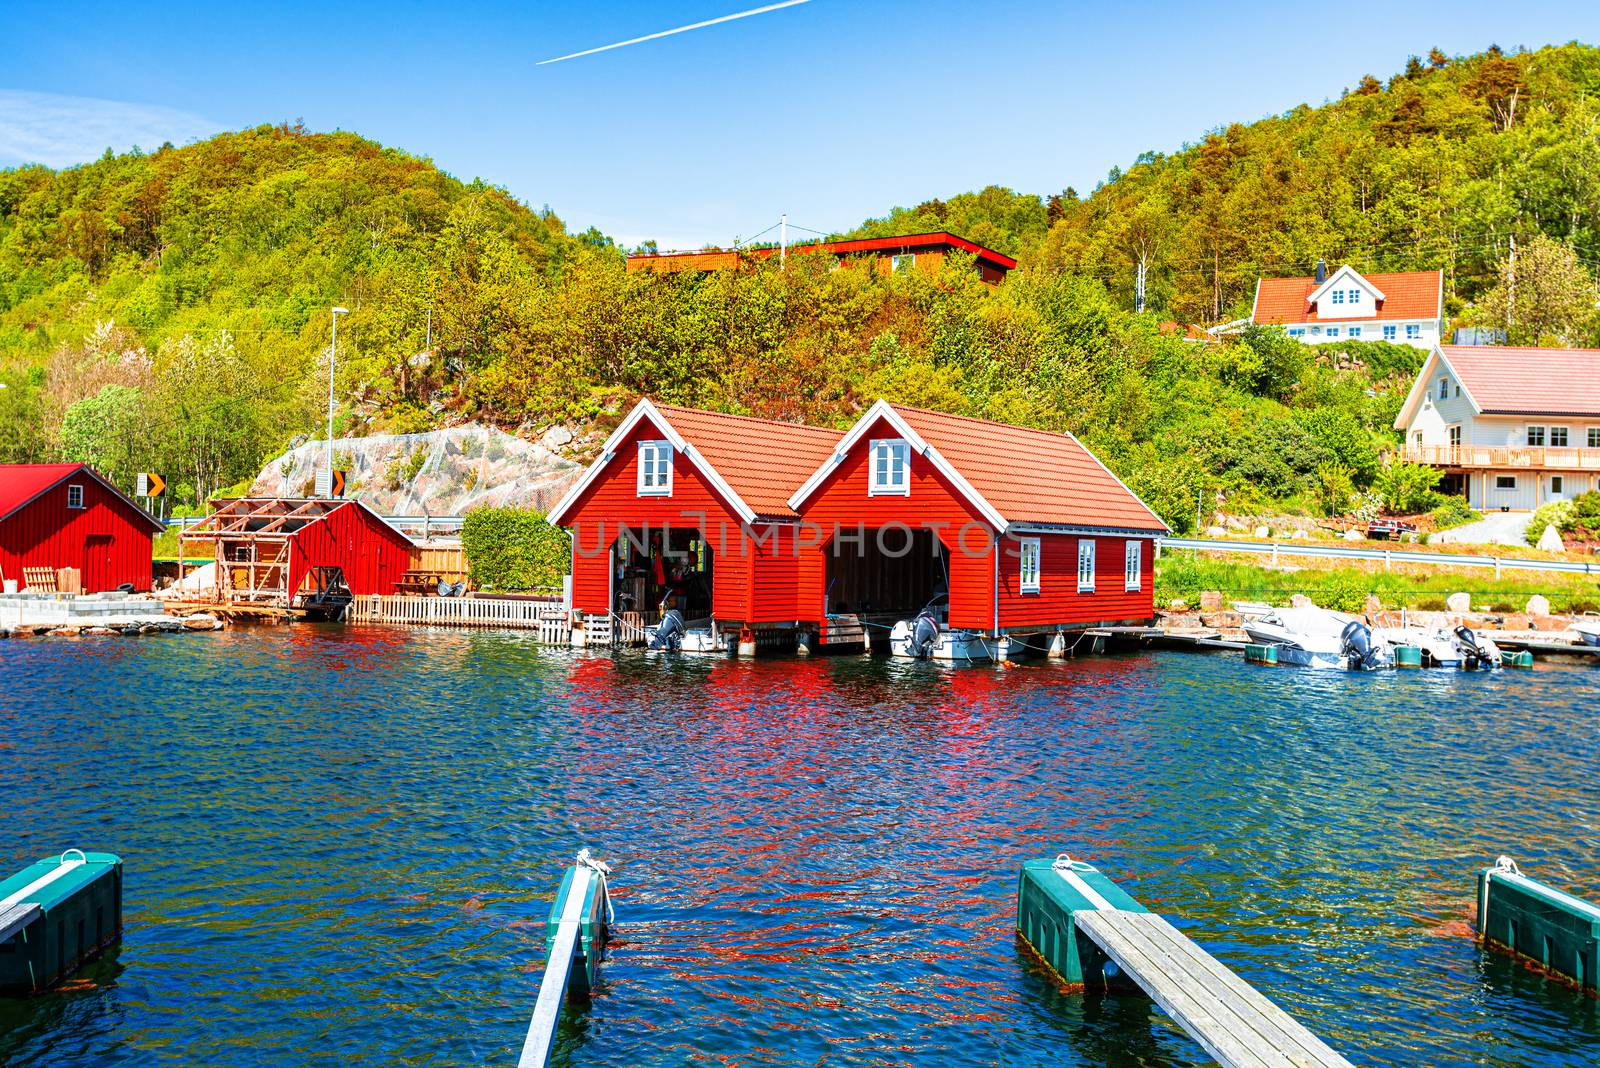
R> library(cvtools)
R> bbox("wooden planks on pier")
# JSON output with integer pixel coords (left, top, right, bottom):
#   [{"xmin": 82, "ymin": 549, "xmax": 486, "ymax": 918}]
[{"xmin": 1074, "ymin": 909, "xmax": 1352, "ymax": 1068}]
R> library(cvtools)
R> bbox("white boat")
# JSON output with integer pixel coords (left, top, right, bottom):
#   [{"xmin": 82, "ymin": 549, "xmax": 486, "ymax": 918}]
[
  {"xmin": 888, "ymin": 594, "xmax": 997, "ymax": 662},
  {"xmin": 1380, "ymin": 624, "xmax": 1502, "ymax": 669},
  {"xmin": 648, "ymin": 609, "xmax": 723, "ymax": 653},
  {"xmin": 1571, "ymin": 618, "xmax": 1600, "ymax": 648},
  {"xmin": 1242, "ymin": 605, "xmax": 1392, "ymax": 670}
]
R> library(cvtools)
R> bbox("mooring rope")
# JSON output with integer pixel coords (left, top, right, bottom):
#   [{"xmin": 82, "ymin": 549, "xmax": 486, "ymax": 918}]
[{"xmin": 575, "ymin": 848, "xmax": 615, "ymax": 925}]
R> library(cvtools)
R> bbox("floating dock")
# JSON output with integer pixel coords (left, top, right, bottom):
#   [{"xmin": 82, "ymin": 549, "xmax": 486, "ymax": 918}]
[
  {"xmin": 518, "ymin": 851, "xmax": 613, "ymax": 1068},
  {"xmin": 1017, "ymin": 856, "xmax": 1350, "ymax": 1068},
  {"xmin": 1477, "ymin": 856, "xmax": 1599, "ymax": 991},
  {"xmin": 0, "ymin": 849, "xmax": 123, "ymax": 995}
]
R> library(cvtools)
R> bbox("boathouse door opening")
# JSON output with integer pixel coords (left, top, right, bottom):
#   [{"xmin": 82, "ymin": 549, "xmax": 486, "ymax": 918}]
[
  {"xmin": 824, "ymin": 527, "xmax": 946, "ymax": 625},
  {"xmin": 611, "ymin": 525, "xmax": 714, "ymax": 622}
]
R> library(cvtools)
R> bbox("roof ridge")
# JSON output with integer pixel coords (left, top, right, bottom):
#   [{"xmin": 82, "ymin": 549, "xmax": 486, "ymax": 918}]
[
  {"xmin": 654, "ymin": 403, "xmax": 843, "ymax": 438},
  {"xmin": 889, "ymin": 402, "xmax": 1073, "ymax": 437}
]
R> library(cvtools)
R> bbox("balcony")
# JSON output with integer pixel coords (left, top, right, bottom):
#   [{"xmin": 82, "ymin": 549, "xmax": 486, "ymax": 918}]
[{"xmin": 1403, "ymin": 444, "xmax": 1600, "ymax": 471}]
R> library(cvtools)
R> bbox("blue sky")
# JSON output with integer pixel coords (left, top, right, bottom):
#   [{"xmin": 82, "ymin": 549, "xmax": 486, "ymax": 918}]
[{"xmin": 4, "ymin": 1, "xmax": 1597, "ymax": 249}]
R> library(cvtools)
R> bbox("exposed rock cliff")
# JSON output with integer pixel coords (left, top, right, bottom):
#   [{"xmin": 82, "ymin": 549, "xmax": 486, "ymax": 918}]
[{"xmin": 250, "ymin": 425, "xmax": 583, "ymax": 514}]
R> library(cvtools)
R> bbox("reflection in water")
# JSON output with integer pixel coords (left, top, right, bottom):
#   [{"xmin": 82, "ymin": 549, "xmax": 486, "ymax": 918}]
[{"xmin": 1, "ymin": 631, "xmax": 1598, "ymax": 1066}]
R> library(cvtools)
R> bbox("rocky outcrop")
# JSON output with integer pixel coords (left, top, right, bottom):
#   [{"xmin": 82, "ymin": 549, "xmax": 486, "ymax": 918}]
[{"xmin": 250, "ymin": 425, "xmax": 584, "ymax": 515}]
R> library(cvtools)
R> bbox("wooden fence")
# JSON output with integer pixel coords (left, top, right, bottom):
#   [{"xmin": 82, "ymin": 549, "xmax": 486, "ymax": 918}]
[{"xmin": 350, "ymin": 594, "xmax": 567, "ymax": 638}]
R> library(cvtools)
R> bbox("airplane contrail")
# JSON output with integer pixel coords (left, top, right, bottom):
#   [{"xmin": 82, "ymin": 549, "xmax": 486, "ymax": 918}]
[{"xmin": 538, "ymin": 0, "xmax": 812, "ymax": 65}]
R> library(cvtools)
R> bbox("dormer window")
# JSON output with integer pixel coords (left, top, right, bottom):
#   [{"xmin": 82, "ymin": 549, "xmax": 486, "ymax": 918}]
[
  {"xmin": 1330, "ymin": 290, "xmax": 1345, "ymax": 305},
  {"xmin": 67, "ymin": 484, "xmax": 84, "ymax": 509},
  {"xmin": 869, "ymin": 439, "xmax": 910, "ymax": 495},
  {"xmin": 1346, "ymin": 288, "xmax": 1360, "ymax": 304},
  {"xmin": 637, "ymin": 440, "xmax": 672, "ymax": 496}
]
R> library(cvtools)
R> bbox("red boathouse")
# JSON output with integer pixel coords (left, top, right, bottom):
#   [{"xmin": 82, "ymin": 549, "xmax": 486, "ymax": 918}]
[
  {"xmin": 547, "ymin": 399, "xmax": 843, "ymax": 644},
  {"xmin": 787, "ymin": 401, "xmax": 1169, "ymax": 652},
  {"xmin": 0, "ymin": 463, "xmax": 163, "ymax": 593}
]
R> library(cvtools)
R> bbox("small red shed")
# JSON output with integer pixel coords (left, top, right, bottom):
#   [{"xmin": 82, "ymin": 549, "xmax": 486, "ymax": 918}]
[
  {"xmin": 787, "ymin": 401, "xmax": 1169, "ymax": 649},
  {"xmin": 548, "ymin": 399, "xmax": 843, "ymax": 639},
  {"xmin": 0, "ymin": 463, "xmax": 162, "ymax": 592},
  {"xmin": 180, "ymin": 498, "xmax": 413, "ymax": 607}
]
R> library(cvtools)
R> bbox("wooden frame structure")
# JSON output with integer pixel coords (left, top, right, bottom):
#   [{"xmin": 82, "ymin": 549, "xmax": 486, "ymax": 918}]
[{"xmin": 179, "ymin": 498, "xmax": 350, "ymax": 609}]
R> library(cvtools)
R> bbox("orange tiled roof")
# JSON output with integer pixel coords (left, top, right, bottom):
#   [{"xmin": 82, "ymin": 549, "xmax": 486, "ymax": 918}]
[
  {"xmin": 1253, "ymin": 269, "xmax": 1442, "ymax": 325},
  {"xmin": 654, "ymin": 404, "xmax": 843, "ymax": 520},
  {"xmin": 888, "ymin": 405, "xmax": 1168, "ymax": 532},
  {"xmin": 1440, "ymin": 345, "xmax": 1600, "ymax": 416}
]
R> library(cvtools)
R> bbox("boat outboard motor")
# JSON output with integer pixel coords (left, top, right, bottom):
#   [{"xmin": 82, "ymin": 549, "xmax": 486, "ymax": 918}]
[
  {"xmin": 1454, "ymin": 624, "xmax": 1501, "ymax": 669},
  {"xmin": 1340, "ymin": 620, "xmax": 1384, "ymax": 670},
  {"xmin": 909, "ymin": 610, "xmax": 940, "ymax": 659},
  {"xmin": 651, "ymin": 608, "xmax": 686, "ymax": 651}
]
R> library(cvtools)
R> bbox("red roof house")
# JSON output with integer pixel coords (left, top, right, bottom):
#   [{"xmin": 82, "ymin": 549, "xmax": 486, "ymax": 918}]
[
  {"xmin": 0, "ymin": 464, "xmax": 163, "ymax": 592},
  {"xmin": 786, "ymin": 401, "xmax": 1168, "ymax": 642},
  {"xmin": 627, "ymin": 231, "xmax": 1018, "ymax": 285},
  {"xmin": 1252, "ymin": 263, "xmax": 1443, "ymax": 348},
  {"xmin": 547, "ymin": 399, "xmax": 844, "ymax": 635}
]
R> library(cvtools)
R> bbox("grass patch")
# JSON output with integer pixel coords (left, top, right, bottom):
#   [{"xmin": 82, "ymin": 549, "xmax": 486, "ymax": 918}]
[{"xmin": 1156, "ymin": 551, "xmax": 1600, "ymax": 613}]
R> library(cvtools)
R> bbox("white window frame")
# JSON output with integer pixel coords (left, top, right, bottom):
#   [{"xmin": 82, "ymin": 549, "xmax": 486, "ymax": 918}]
[
  {"xmin": 1551, "ymin": 426, "xmax": 1569, "ymax": 447},
  {"xmin": 1526, "ymin": 426, "xmax": 1546, "ymax": 447},
  {"xmin": 1018, "ymin": 537, "xmax": 1041, "ymax": 594},
  {"xmin": 1406, "ymin": 324, "xmax": 1421, "ymax": 339},
  {"xmin": 1348, "ymin": 326, "xmax": 1361, "ymax": 339},
  {"xmin": 1124, "ymin": 540, "xmax": 1142, "ymax": 592},
  {"xmin": 1552, "ymin": 475, "xmax": 1565, "ymax": 494},
  {"xmin": 1448, "ymin": 425, "xmax": 1461, "ymax": 447},
  {"xmin": 1330, "ymin": 290, "xmax": 1345, "ymax": 305},
  {"xmin": 869, "ymin": 438, "xmax": 910, "ymax": 496},
  {"xmin": 1346, "ymin": 288, "xmax": 1361, "ymax": 304},
  {"xmin": 636, "ymin": 440, "xmax": 673, "ymax": 496},
  {"xmin": 1496, "ymin": 475, "xmax": 1517, "ymax": 490},
  {"xmin": 1383, "ymin": 325, "xmax": 1397, "ymax": 341},
  {"xmin": 1437, "ymin": 377, "xmax": 1449, "ymax": 401},
  {"xmin": 1076, "ymin": 539, "xmax": 1096, "ymax": 593},
  {"xmin": 66, "ymin": 484, "xmax": 84, "ymax": 509},
  {"xmin": 1326, "ymin": 326, "xmax": 1340, "ymax": 338},
  {"xmin": 890, "ymin": 253, "xmax": 916, "ymax": 274},
  {"xmin": 1288, "ymin": 327, "xmax": 1305, "ymax": 337},
  {"xmin": 1588, "ymin": 427, "xmax": 1600, "ymax": 449}
]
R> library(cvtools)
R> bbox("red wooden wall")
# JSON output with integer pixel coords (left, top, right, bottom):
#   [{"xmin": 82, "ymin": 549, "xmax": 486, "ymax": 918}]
[
  {"xmin": 995, "ymin": 533, "xmax": 1156, "ymax": 629},
  {"xmin": 0, "ymin": 475, "xmax": 156, "ymax": 592},
  {"xmin": 562, "ymin": 415, "xmax": 769, "ymax": 622},
  {"xmin": 286, "ymin": 503, "xmax": 412, "ymax": 597},
  {"xmin": 795, "ymin": 416, "xmax": 997, "ymax": 630}
]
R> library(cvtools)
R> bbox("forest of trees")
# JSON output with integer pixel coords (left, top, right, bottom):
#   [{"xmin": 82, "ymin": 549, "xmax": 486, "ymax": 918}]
[{"xmin": 1, "ymin": 44, "xmax": 1598, "ymax": 531}]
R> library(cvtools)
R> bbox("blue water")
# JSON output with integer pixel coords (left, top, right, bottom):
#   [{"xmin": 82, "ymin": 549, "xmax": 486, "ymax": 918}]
[{"xmin": 3, "ymin": 628, "xmax": 1600, "ymax": 1066}]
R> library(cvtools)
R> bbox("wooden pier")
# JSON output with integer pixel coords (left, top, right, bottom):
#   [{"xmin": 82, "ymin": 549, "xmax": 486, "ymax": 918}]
[
  {"xmin": 1018, "ymin": 856, "xmax": 1350, "ymax": 1068},
  {"xmin": 348, "ymin": 594, "xmax": 571, "ymax": 641},
  {"xmin": 518, "ymin": 853, "xmax": 612, "ymax": 1068}
]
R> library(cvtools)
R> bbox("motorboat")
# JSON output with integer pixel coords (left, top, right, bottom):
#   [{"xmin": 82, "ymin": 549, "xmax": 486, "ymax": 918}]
[
  {"xmin": 1380, "ymin": 624, "xmax": 1502, "ymax": 669},
  {"xmin": 649, "ymin": 608, "xmax": 724, "ymax": 653},
  {"xmin": 888, "ymin": 593, "xmax": 996, "ymax": 662},
  {"xmin": 1241, "ymin": 605, "xmax": 1392, "ymax": 669},
  {"xmin": 1570, "ymin": 617, "xmax": 1600, "ymax": 648}
]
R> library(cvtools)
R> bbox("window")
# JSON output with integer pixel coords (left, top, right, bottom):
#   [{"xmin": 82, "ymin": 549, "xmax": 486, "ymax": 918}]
[
  {"xmin": 1496, "ymin": 475, "xmax": 1517, "ymax": 490},
  {"xmin": 1437, "ymin": 377, "xmax": 1449, "ymax": 401},
  {"xmin": 1309, "ymin": 326, "xmax": 1322, "ymax": 336},
  {"xmin": 1330, "ymin": 290, "xmax": 1345, "ymax": 305},
  {"xmin": 1553, "ymin": 476, "xmax": 1565, "ymax": 494},
  {"xmin": 1526, "ymin": 426, "xmax": 1546, "ymax": 447},
  {"xmin": 1018, "ymin": 538, "xmax": 1040, "ymax": 594},
  {"xmin": 1077, "ymin": 540, "xmax": 1096, "ymax": 593},
  {"xmin": 1346, "ymin": 288, "xmax": 1361, "ymax": 304},
  {"xmin": 1412, "ymin": 430, "xmax": 1423, "ymax": 446},
  {"xmin": 1406, "ymin": 324, "xmax": 1421, "ymax": 339},
  {"xmin": 869, "ymin": 439, "xmax": 910, "ymax": 496},
  {"xmin": 1589, "ymin": 428, "xmax": 1600, "ymax": 449},
  {"xmin": 66, "ymin": 484, "xmax": 84, "ymax": 509},
  {"xmin": 636, "ymin": 440, "xmax": 672, "ymax": 496},
  {"xmin": 1124, "ymin": 540, "xmax": 1142, "ymax": 592},
  {"xmin": 1449, "ymin": 425, "xmax": 1461, "ymax": 447},
  {"xmin": 1288, "ymin": 328, "xmax": 1305, "ymax": 337},
  {"xmin": 1348, "ymin": 326, "xmax": 1362, "ymax": 339},
  {"xmin": 890, "ymin": 253, "xmax": 916, "ymax": 274},
  {"xmin": 1383, "ymin": 325, "xmax": 1397, "ymax": 341},
  {"xmin": 1551, "ymin": 427, "xmax": 1569, "ymax": 447},
  {"xmin": 1326, "ymin": 327, "xmax": 1340, "ymax": 339}
]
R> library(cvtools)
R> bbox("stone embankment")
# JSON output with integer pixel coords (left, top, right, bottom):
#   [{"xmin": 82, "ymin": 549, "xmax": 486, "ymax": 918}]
[{"xmin": 0, "ymin": 593, "xmax": 222, "ymax": 639}]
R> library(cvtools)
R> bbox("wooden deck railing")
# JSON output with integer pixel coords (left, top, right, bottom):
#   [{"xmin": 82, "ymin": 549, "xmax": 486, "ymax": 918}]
[
  {"xmin": 349, "ymin": 594, "xmax": 568, "ymax": 638},
  {"xmin": 1405, "ymin": 444, "xmax": 1600, "ymax": 470}
]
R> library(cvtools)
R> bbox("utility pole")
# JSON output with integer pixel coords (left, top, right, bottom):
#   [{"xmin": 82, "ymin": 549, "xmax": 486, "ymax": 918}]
[
  {"xmin": 327, "ymin": 306, "xmax": 348, "ymax": 495},
  {"xmin": 1506, "ymin": 233, "xmax": 1517, "ymax": 331}
]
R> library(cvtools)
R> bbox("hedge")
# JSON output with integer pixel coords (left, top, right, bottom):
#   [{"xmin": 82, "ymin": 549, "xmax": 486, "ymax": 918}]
[{"xmin": 460, "ymin": 508, "xmax": 569, "ymax": 590}]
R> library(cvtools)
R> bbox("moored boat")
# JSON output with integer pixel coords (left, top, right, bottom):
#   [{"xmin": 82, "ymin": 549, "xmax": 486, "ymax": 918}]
[{"xmin": 1242, "ymin": 605, "xmax": 1392, "ymax": 669}]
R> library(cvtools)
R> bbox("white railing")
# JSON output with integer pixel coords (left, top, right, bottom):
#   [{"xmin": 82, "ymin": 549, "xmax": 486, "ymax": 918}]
[
  {"xmin": 349, "ymin": 594, "xmax": 568, "ymax": 635},
  {"xmin": 1161, "ymin": 537, "xmax": 1599, "ymax": 576}
]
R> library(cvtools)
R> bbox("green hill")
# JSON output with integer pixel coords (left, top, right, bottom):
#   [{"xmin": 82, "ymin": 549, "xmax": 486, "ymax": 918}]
[{"xmin": 2, "ymin": 45, "xmax": 1597, "ymax": 531}]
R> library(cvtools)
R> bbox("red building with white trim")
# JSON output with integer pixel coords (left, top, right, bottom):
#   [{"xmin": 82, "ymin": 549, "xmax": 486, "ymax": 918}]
[
  {"xmin": 547, "ymin": 399, "xmax": 842, "ymax": 643},
  {"xmin": 787, "ymin": 401, "xmax": 1168, "ymax": 654},
  {"xmin": 0, "ymin": 464, "xmax": 163, "ymax": 592}
]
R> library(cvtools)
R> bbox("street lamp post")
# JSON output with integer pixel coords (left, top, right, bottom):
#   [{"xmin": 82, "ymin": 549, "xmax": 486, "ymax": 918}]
[{"xmin": 327, "ymin": 306, "xmax": 348, "ymax": 495}]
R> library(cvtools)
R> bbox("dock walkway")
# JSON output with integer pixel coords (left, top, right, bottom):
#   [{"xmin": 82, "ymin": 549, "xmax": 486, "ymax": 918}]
[{"xmin": 1075, "ymin": 909, "xmax": 1351, "ymax": 1068}]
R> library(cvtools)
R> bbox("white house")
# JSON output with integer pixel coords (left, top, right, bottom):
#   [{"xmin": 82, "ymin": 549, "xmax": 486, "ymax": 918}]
[
  {"xmin": 1395, "ymin": 344, "xmax": 1600, "ymax": 510},
  {"xmin": 1252, "ymin": 262, "xmax": 1443, "ymax": 349}
]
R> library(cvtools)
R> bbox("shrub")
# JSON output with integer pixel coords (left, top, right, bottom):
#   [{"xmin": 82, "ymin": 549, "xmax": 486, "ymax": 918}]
[
  {"xmin": 1525, "ymin": 500, "xmax": 1574, "ymax": 547},
  {"xmin": 1428, "ymin": 495, "xmax": 1479, "ymax": 530},
  {"xmin": 1320, "ymin": 571, "xmax": 1370, "ymax": 613},
  {"xmin": 1567, "ymin": 491, "xmax": 1600, "ymax": 536},
  {"xmin": 461, "ymin": 508, "xmax": 569, "ymax": 590},
  {"xmin": 1373, "ymin": 459, "xmax": 1442, "ymax": 513},
  {"xmin": 1312, "ymin": 464, "xmax": 1355, "ymax": 517}
]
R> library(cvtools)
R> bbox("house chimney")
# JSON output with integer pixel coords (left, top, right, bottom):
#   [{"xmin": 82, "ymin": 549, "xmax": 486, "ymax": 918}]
[{"xmin": 1314, "ymin": 259, "xmax": 1326, "ymax": 284}]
